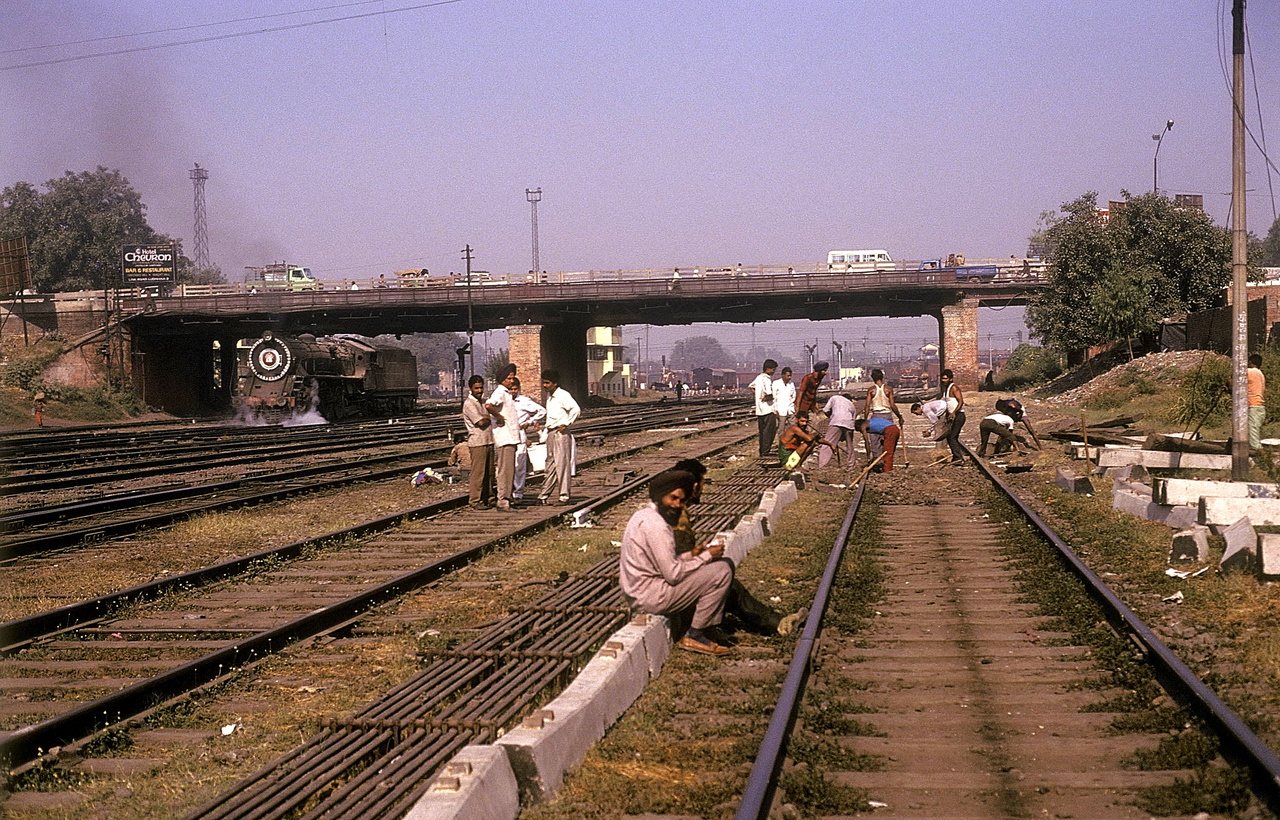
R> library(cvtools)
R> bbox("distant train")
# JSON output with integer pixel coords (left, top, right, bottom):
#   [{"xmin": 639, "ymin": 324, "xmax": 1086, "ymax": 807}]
[{"xmin": 232, "ymin": 331, "xmax": 418, "ymax": 424}]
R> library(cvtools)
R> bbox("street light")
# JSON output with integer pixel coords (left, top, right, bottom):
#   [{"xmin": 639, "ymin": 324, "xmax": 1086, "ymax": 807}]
[
  {"xmin": 525, "ymin": 188, "xmax": 541, "ymax": 278},
  {"xmin": 1152, "ymin": 119, "xmax": 1174, "ymax": 195}
]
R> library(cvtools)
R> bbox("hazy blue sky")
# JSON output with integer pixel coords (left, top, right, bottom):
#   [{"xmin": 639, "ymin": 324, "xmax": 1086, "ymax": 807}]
[{"xmin": 3, "ymin": 0, "xmax": 1278, "ymax": 364}]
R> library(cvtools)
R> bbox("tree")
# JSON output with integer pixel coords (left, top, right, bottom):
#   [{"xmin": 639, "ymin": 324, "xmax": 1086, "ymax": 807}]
[
  {"xmin": 1262, "ymin": 215, "xmax": 1280, "ymax": 267},
  {"xmin": 670, "ymin": 335, "xmax": 733, "ymax": 370},
  {"xmin": 0, "ymin": 167, "xmax": 210, "ymax": 293},
  {"xmin": 483, "ymin": 348, "xmax": 510, "ymax": 384},
  {"xmin": 1026, "ymin": 191, "xmax": 1232, "ymax": 358},
  {"xmin": 372, "ymin": 331, "xmax": 467, "ymax": 385}
]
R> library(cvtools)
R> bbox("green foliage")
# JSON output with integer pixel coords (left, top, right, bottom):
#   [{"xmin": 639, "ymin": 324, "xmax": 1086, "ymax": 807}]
[
  {"xmin": 1260, "ymin": 214, "xmax": 1280, "ymax": 267},
  {"xmin": 1163, "ymin": 354, "xmax": 1231, "ymax": 429},
  {"xmin": 670, "ymin": 335, "xmax": 734, "ymax": 369},
  {"xmin": 483, "ymin": 348, "xmax": 510, "ymax": 384},
  {"xmin": 778, "ymin": 765, "xmax": 870, "ymax": 815},
  {"xmin": 0, "ymin": 339, "xmax": 65, "ymax": 390},
  {"xmin": 372, "ymin": 331, "xmax": 467, "ymax": 386},
  {"xmin": 1027, "ymin": 191, "xmax": 1233, "ymax": 357},
  {"xmin": 0, "ymin": 167, "xmax": 195, "ymax": 293},
  {"xmin": 997, "ymin": 344, "xmax": 1062, "ymax": 389}
]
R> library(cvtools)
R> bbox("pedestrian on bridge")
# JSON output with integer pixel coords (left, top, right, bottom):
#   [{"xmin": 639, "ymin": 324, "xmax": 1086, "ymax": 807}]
[
  {"xmin": 749, "ymin": 359, "xmax": 778, "ymax": 457},
  {"xmin": 538, "ymin": 369, "xmax": 581, "ymax": 506}
]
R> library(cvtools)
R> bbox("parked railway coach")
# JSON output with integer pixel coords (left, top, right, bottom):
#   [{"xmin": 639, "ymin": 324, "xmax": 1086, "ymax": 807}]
[{"xmin": 233, "ymin": 331, "xmax": 418, "ymax": 423}]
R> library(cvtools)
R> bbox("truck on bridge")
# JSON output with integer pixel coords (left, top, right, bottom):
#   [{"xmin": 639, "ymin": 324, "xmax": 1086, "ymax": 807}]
[{"xmin": 245, "ymin": 263, "xmax": 320, "ymax": 292}]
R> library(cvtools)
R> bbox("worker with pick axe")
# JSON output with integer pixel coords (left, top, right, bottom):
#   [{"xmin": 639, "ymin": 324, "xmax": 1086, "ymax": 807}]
[{"xmin": 854, "ymin": 416, "xmax": 902, "ymax": 473}]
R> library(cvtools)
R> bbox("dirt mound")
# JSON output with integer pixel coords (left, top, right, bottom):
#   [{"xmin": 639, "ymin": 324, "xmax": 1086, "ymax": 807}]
[{"xmin": 1040, "ymin": 349, "xmax": 1223, "ymax": 407}]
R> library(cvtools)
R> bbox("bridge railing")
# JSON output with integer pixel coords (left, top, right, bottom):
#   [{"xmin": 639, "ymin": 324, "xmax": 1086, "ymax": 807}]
[{"xmin": 111, "ymin": 259, "xmax": 1045, "ymax": 303}]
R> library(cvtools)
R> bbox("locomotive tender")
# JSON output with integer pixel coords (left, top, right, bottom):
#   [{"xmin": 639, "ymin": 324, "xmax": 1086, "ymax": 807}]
[{"xmin": 233, "ymin": 331, "xmax": 418, "ymax": 423}]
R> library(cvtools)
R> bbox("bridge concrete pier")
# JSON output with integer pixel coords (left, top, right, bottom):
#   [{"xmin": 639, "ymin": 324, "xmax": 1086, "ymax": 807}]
[
  {"xmin": 508, "ymin": 323, "xmax": 589, "ymax": 405},
  {"xmin": 938, "ymin": 297, "xmax": 980, "ymax": 390}
]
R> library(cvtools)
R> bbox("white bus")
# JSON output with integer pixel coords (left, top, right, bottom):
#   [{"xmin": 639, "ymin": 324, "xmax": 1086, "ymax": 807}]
[{"xmin": 827, "ymin": 249, "xmax": 893, "ymax": 272}]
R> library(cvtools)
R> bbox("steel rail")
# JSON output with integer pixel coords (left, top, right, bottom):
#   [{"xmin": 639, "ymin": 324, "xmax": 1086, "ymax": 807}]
[
  {"xmin": 0, "ymin": 424, "xmax": 758, "ymax": 772},
  {"xmin": 185, "ymin": 460, "xmax": 785, "ymax": 819},
  {"xmin": 972, "ymin": 451, "xmax": 1280, "ymax": 808},
  {"xmin": 735, "ymin": 480, "xmax": 866, "ymax": 820}
]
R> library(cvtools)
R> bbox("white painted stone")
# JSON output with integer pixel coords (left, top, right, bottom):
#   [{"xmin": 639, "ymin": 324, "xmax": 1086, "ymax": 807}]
[
  {"xmin": 1220, "ymin": 517, "xmax": 1257, "ymax": 573},
  {"xmin": 1260, "ymin": 533, "xmax": 1280, "ymax": 576},
  {"xmin": 1054, "ymin": 466, "xmax": 1094, "ymax": 494},
  {"xmin": 1072, "ymin": 443, "xmax": 1139, "ymax": 461},
  {"xmin": 1169, "ymin": 526, "xmax": 1211, "ymax": 564},
  {"xmin": 1200, "ymin": 496, "xmax": 1280, "ymax": 528},
  {"xmin": 1097, "ymin": 450, "xmax": 1233, "ymax": 470},
  {"xmin": 403, "ymin": 746, "xmax": 520, "ymax": 820},
  {"xmin": 1154, "ymin": 478, "xmax": 1280, "ymax": 506}
]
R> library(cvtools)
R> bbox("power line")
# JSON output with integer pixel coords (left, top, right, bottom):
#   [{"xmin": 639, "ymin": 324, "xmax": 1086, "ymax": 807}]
[{"xmin": 1, "ymin": 0, "xmax": 469, "ymax": 72}]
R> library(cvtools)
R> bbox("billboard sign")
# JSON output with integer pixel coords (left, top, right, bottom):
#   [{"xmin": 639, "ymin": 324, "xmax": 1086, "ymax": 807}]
[
  {"xmin": 121, "ymin": 244, "xmax": 177, "ymax": 285},
  {"xmin": 0, "ymin": 237, "xmax": 32, "ymax": 295}
]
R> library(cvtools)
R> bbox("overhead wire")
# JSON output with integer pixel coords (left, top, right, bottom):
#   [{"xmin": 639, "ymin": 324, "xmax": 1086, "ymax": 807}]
[{"xmin": 0, "ymin": 0, "xmax": 469, "ymax": 71}]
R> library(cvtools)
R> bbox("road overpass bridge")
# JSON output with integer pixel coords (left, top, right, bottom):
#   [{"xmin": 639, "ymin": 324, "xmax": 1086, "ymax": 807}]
[{"xmin": 5, "ymin": 263, "xmax": 1044, "ymax": 415}]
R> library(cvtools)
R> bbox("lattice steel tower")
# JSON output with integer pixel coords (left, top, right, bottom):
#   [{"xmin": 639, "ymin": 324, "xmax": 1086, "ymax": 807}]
[{"xmin": 189, "ymin": 163, "xmax": 211, "ymax": 269}]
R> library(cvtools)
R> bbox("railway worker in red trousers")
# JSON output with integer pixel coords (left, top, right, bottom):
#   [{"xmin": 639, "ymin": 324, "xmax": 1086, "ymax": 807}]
[
  {"xmin": 854, "ymin": 416, "xmax": 901, "ymax": 472},
  {"xmin": 485, "ymin": 364, "xmax": 521, "ymax": 511},
  {"xmin": 620, "ymin": 470, "xmax": 734, "ymax": 656},
  {"xmin": 538, "ymin": 369, "xmax": 581, "ymax": 506},
  {"xmin": 795, "ymin": 361, "xmax": 829, "ymax": 416},
  {"xmin": 461, "ymin": 375, "xmax": 494, "ymax": 507}
]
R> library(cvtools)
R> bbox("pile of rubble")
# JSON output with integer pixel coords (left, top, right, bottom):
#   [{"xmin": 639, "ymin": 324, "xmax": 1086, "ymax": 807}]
[{"xmin": 1040, "ymin": 349, "xmax": 1224, "ymax": 407}]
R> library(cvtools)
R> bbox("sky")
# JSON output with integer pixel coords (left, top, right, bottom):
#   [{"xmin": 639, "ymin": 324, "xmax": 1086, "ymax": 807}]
[{"xmin": 3, "ymin": 0, "xmax": 1279, "ymax": 366}]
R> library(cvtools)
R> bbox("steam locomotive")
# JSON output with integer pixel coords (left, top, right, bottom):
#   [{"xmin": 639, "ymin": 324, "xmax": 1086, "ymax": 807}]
[{"xmin": 232, "ymin": 331, "xmax": 418, "ymax": 423}]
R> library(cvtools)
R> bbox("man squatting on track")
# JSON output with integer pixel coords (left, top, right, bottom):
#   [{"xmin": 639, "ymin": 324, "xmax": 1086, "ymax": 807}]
[
  {"xmin": 462, "ymin": 375, "xmax": 495, "ymax": 507},
  {"xmin": 748, "ymin": 359, "xmax": 778, "ymax": 458},
  {"xmin": 672, "ymin": 458, "xmax": 806, "ymax": 637},
  {"xmin": 619, "ymin": 470, "xmax": 734, "ymax": 656},
  {"xmin": 538, "ymin": 369, "xmax": 581, "ymax": 505}
]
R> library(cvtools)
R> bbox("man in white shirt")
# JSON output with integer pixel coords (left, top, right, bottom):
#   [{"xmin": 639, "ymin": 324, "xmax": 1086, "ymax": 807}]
[
  {"xmin": 748, "ymin": 359, "xmax": 778, "ymax": 457},
  {"xmin": 773, "ymin": 366, "xmax": 797, "ymax": 433},
  {"xmin": 910, "ymin": 399, "xmax": 950, "ymax": 441},
  {"xmin": 538, "ymin": 369, "xmax": 581, "ymax": 505},
  {"xmin": 485, "ymin": 364, "xmax": 521, "ymax": 511},
  {"xmin": 510, "ymin": 377, "xmax": 547, "ymax": 501},
  {"xmin": 978, "ymin": 411, "xmax": 1025, "ymax": 458},
  {"xmin": 818, "ymin": 393, "xmax": 858, "ymax": 467}
]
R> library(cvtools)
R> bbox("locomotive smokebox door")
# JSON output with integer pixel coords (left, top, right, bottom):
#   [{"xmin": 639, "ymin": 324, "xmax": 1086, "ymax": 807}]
[{"xmin": 249, "ymin": 336, "xmax": 294, "ymax": 382}]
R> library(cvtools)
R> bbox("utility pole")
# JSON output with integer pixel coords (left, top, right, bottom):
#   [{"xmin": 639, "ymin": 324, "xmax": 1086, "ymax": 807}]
[
  {"xmin": 1231, "ymin": 0, "xmax": 1249, "ymax": 479},
  {"xmin": 526, "ymin": 188, "xmax": 541, "ymax": 278},
  {"xmin": 463, "ymin": 244, "xmax": 475, "ymax": 377}
]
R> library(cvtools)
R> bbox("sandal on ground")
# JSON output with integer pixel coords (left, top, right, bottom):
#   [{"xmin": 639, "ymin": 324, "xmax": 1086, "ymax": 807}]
[{"xmin": 677, "ymin": 635, "xmax": 730, "ymax": 656}]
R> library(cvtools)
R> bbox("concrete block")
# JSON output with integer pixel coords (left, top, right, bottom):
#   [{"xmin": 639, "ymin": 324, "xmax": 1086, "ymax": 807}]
[
  {"xmin": 496, "ymin": 623, "xmax": 658, "ymax": 803},
  {"xmin": 1155, "ymin": 478, "xmax": 1280, "ymax": 506},
  {"xmin": 1164, "ymin": 505, "xmax": 1200, "ymax": 530},
  {"xmin": 403, "ymin": 746, "xmax": 520, "ymax": 820},
  {"xmin": 1260, "ymin": 533, "xmax": 1280, "ymax": 576},
  {"xmin": 774, "ymin": 480, "xmax": 799, "ymax": 506},
  {"xmin": 1220, "ymin": 517, "xmax": 1257, "ymax": 573},
  {"xmin": 1106, "ymin": 464, "xmax": 1148, "ymax": 482},
  {"xmin": 1054, "ymin": 466, "xmax": 1094, "ymax": 494},
  {"xmin": 1170, "ymin": 526, "xmax": 1211, "ymax": 564},
  {"xmin": 1200, "ymin": 496, "xmax": 1280, "ymax": 528},
  {"xmin": 731, "ymin": 516, "xmax": 764, "ymax": 555},
  {"xmin": 1097, "ymin": 449, "xmax": 1233, "ymax": 471},
  {"xmin": 623, "ymin": 614, "xmax": 672, "ymax": 678},
  {"xmin": 1071, "ymin": 444, "xmax": 1138, "ymax": 461}
]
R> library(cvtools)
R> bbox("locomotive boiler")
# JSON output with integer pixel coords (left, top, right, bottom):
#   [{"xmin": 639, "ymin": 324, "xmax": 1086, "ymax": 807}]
[{"xmin": 233, "ymin": 331, "xmax": 418, "ymax": 423}]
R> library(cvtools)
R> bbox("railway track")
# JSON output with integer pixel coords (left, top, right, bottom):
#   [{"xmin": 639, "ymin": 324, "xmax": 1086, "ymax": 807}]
[
  {"xmin": 0, "ymin": 401, "xmax": 744, "ymax": 562},
  {"xmin": 0, "ymin": 414, "xmax": 757, "ymax": 779},
  {"xmin": 733, "ymin": 450, "xmax": 1280, "ymax": 819}
]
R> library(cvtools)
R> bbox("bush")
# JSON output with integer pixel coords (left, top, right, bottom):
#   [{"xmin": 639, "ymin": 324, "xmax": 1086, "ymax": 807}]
[
  {"xmin": 1163, "ymin": 354, "xmax": 1231, "ymax": 428},
  {"xmin": 998, "ymin": 344, "xmax": 1063, "ymax": 389},
  {"xmin": 0, "ymin": 339, "xmax": 65, "ymax": 391}
]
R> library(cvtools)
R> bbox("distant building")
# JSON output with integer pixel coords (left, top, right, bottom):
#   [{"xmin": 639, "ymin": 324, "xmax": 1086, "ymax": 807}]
[{"xmin": 587, "ymin": 327, "xmax": 632, "ymax": 396}]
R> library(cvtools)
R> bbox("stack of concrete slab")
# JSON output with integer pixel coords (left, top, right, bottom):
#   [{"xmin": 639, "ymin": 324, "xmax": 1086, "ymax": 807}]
[
  {"xmin": 1110, "ymin": 477, "xmax": 1199, "ymax": 529},
  {"xmin": 404, "ymin": 478, "xmax": 804, "ymax": 820}
]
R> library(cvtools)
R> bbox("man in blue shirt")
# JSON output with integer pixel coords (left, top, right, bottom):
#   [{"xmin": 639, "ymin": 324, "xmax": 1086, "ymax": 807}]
[{"xmin": 854, "ymin": 416, "xmax": 901, "ymax": 472}]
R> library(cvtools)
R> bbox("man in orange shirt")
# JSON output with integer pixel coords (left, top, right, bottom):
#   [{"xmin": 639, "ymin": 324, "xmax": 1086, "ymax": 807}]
[{"xmin": 1248, "ymin": 354, "xmax": 1266, "ymax": 450}]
